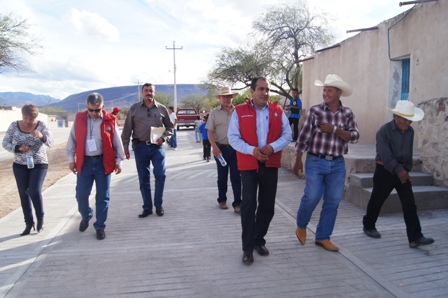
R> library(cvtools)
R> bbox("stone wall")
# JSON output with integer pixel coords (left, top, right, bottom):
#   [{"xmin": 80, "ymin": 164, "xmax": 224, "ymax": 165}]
[{"xmin": 418, "ymin": 98, "xmax": 448, "ymax": 187}]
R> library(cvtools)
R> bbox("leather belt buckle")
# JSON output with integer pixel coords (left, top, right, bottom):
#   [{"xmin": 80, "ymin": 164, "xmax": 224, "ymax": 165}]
[
  {"xmin": 325, "ymin": 155, "xmax": 334, "ymax": 161},
  {"xmin": 145, "ymin": 140, "xmax": 152, "ymax": 145}
]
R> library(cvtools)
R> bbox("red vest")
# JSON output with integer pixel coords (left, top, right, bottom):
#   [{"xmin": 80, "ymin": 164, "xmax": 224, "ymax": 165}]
[
  {"xmin": 235, "ymin": 99, "xmax": 283, "ymax": 170},
  {"xmin": 75, "ymin": 111, "xmax": 116, "ymax": 174}
]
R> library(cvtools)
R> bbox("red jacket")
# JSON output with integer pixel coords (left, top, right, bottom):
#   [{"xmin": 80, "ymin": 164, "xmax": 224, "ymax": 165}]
[
  {"xmin": 235, "ymin": 99, "xmax": 283, "ymax": 170},
  {"xmin": 75, "ymin": 111, "xmax": 116, "ymax": 174}
]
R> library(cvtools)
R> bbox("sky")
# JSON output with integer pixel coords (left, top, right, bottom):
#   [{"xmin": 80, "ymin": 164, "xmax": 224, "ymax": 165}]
[{"xmin": 0, "ymin": 0, "xmax": 409, "ymax": 100}]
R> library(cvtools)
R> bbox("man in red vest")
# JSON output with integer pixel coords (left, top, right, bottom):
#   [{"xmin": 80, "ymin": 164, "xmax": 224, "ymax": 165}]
[
  {"xmin": 66, "ymin": 93, "xmax": 125, "ymax": 240},
  {"xmin": 228, "ymin": 77, "xmax": 292, "ymax": 264}
]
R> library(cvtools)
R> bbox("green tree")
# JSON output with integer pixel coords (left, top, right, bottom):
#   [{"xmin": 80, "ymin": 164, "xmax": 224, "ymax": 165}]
[
  {"xmin": 0, "ymin": 13, "xmax": 41, "ymax": 72},
  {"xmin": 155, "ymin": 92, "xmax": 172, "ymax": 107},
  {"xmin": 180, "ymin": 94, "xmax": 208, "ymax": 113},
  {"xmin": 206, "ymin": 1, "xmax": 332, "ymax": 99}
]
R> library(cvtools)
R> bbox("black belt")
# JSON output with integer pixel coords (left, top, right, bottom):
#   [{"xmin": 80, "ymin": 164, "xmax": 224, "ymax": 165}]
[
  {"xmin": 216, "ymin": 142, "xmax": 231, "ymax": 147},
  {"xmin": 308, "ymin": 152, "xmax": 343, "ymax": 161},
  {"xmin": 132, "ymin": 139, "xmax": 152, "ymax": 145},
  {"xmin": 85, "ymin": 154, "xmax": 103, "ymax": 159}
]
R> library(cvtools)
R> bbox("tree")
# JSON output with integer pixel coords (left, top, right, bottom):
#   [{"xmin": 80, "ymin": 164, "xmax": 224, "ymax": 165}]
[
  {"xmin": 206, "ymin": 1, "xmax": 333, "ymax": 99},
  {"xmin": 155, "ymin": 92, "xmax": 173, "ymax": 107},
  {"xmin": 0, "ymin": 13, "xmax": 41, "ymax": 73},
  {"xmin": 180, "ymin": 94, "xmax": 209, "ymax": 113}
]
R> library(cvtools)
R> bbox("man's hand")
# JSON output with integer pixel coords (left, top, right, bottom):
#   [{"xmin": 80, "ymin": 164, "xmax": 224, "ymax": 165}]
[
  {"xmin": 124, "ymin": 149, "xmax": 130, "ymax": 160},
  {"xmin": 114, "ymin": 164, "xmax": 122, "ymax": 174},
  {"xmin": 211, "ymin": 145, "xmax": 221, "ymax": 158},
  {"xmin": 253, "ymin": 147, "xmax": 268, "ymax": 162},
  {"xmin": 293, "ymin": 159, "xmax": 303, "ymax": 177},
  {"xmin": 69, "ymin": 162, "xmax": 77, "ymax": 174},
  {"xmin": 319, "ymin": 122, "xmax": 336, "ymax": 134},
  {"xmin": 397, "ymin": 170, "xmax": 411, "ymax": 184},
  {"xmin": 156, "ymin": 137, "xmax": 164, "ymax": 146},
  {"xmin": 260, "ymin": 144, "xmax": 274, "ymax": 156}
]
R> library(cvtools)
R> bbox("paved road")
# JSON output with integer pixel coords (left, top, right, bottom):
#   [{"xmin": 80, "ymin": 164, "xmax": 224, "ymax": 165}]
[{"xmin": 0, "ymin": 129, "xmax": 447, "ymax": 297}]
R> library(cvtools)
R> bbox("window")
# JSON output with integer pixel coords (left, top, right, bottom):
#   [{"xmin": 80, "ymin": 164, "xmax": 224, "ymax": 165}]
[{"xmin": 400, "ymin": 58, "xmax": 410, "ymax": 100}]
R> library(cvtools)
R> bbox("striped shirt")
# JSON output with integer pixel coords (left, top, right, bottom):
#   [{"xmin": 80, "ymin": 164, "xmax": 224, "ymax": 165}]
[{"xmin": 296, "ymin": 101, "xmax": 359, "ymax": 156}]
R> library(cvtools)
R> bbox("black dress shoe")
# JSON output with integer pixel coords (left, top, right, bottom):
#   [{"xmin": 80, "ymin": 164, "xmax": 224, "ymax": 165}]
[
  {"xmin": 242, "ymin": 251, "xmax": 254, "ymax": 265},
  {"xmin": 363, "ymin": 228, "xmax": 381, "ymax": 239},
  {"xmin": 138, "ymin": 210, "xmax": 153, "ymax": 218},
  {"xmin": 96, "ymin": 229, "xmax": 106, "ymax": 240},
  {"xmin": 254, "ymin": 245, "xmax": 269, "ymax": 256},
  {"xmin": 79, "ymin": 219, "xmax": 89, "ymax": 232},
  {"xmin": 409, "ymin": 236, "xmax": 434, "ymax": 248},
  {"xmin": 156, "ymin": 206, "xmax": 164, "ymax": 216}
]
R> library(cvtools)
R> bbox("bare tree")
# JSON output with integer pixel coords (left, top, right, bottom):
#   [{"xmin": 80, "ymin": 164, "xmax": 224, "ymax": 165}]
[
  {"xmin": 206, "ymin": 1, "xmax": 333, "ymax": 99},
  {"xmin": 0, "ymin": 13, "xmax": 41, "ymax": 73}
]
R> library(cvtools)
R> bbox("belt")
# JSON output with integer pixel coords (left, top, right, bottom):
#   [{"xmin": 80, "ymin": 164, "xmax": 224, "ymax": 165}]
[
  {"xmin": 308, "ymin": 152, "xmax": 343, "ymax": 161},
  {"xmin": 132, "ymin": 139, "xmax": 152, "ymax": 145},
  {"xmin": 216, "ymin": 142, "xmax": 231, "ymax": 147},
  {"xmin": 85, "ymin": 154, "xmax": 103, "ymax": 159}
]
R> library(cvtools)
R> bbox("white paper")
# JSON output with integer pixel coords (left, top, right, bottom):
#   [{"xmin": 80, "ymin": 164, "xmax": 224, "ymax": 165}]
[
  {"xmin": 150, "ymin": 126, "xmax": 166, "ymax": 143},
  {"xmin": 87, "ymin": 139, "xmax": 97, "ymax": 152}
]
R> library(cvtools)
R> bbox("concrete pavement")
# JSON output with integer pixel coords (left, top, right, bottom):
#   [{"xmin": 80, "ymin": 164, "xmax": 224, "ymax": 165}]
[{"xmin": 0, "ymin": 129, "xmax": 447, "ymax": 297}]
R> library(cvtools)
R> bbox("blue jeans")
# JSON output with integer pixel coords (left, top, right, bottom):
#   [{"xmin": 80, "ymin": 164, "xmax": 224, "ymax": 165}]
[
  {"xmin": 13, "ymin": 164, "xmax": 47, "ymax": 224},
  {"xmin": 133, "ymin": 143, "xmax": 166, "ymax": 210},
  {"xmin": 76, "ymin": 156, "xmax": 111, "ymax": 230},
  {"xmin": 195, "ymin": 128, "xmax": 202, "ymax": 142},
  {"xmin": 296, "ymin": 154, "xmax": 346, "ymax": 240},
  {"xmin": 169, "ymin": 129, "xmax": 177, "ymax": 148},
  {"xmin": 214, "ymin": 145, "xmax": 241, "ymax": 207}
]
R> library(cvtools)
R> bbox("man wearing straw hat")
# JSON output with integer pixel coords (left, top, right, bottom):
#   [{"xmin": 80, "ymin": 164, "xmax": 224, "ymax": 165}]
[
  {"xmin": 206, "ymin": 86, "xmax": 242, "ymax": 213},
  {"xmin": 362, "ymin": 100, "xmax": 434, "ymax": 248},
  {"xmin": 294, "ymin": 74, "xmax": 360, "ymax": 252}
]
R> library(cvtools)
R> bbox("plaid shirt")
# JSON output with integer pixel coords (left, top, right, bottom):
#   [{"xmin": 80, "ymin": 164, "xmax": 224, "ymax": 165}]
[{"xmin": 296, "ymin": 101, "xmax": 359, "ymax": 156}]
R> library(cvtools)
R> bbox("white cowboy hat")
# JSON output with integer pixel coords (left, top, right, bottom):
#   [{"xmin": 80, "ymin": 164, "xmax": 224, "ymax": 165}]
[
  {"xmin": 387, "ymin": 100, "xmax": 424, "ymax": 122},
  {"xmin": 214, "ymin": 86, "xmax": 238, "ymax": 99},
  {"xmin": 314, "ymin": 74, "xmax": 353, "ymax": 97}
]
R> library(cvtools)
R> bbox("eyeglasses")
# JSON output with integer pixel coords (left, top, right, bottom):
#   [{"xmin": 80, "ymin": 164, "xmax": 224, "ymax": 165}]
[{"xmin": 88, "ymin": 108, "xmax": 102, "ymax": 113}]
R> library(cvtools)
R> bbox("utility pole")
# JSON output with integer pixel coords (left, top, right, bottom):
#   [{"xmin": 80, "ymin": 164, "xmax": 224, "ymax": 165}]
[
  {"xmin": 166, "ymin": 41, "xmax": 183, "ymax": 111},
  {"xmin": 134, "ymin": 79, "xmax": 142, "ymax": 101}
]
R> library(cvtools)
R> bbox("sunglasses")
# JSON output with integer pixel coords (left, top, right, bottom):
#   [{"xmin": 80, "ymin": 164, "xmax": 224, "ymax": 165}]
[{"xmin": 88, "ymin": 108, "xmax": 102, "ymax": 113}]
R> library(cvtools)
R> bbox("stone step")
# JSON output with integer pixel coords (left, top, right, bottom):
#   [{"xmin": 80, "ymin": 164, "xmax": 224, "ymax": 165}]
[
  {"xmin": 344, "ymin": 184, "xmax": 448, "ymax": 214},
  {"xmin": 349, "ymin": 172, "xmax": 434, "ymax": 188}
]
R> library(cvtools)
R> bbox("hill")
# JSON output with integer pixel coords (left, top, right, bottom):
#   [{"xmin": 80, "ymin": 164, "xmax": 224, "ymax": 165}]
[
  {"xmin": 0, "ymin": 84, "xmax": 210, "ymax": 112},
  {"xmin": 48, "ymin": 84, "xmax": 210, "ymax": 112},
  {"xmin": 0, "ymin": 92, "xmax": 59, "ymax": 107}
]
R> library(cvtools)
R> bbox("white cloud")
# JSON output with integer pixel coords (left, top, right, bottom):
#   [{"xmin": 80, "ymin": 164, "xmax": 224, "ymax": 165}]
[
  {"xmin": 0, "ymin": 0, "xmax": 408, "ymax": 99},
  {"xmin": 65, "ymin": 8, "xmax": 120, "ymax": 42}
]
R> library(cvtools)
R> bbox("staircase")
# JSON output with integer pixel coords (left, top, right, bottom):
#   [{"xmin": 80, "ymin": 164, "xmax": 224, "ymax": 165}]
[{"xmin": 345, "ymin": 171, "xmax": 448, "ymax": 214}]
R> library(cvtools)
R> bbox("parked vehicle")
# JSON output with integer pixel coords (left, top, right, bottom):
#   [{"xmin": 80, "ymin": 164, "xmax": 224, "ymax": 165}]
[{"xmin": 176, "ymin": 108, "xmax": 199, "ymax": 130}]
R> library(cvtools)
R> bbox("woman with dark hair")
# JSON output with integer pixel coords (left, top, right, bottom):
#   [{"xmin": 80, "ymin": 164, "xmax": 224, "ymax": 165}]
[{"xmin": 2, "ymin": 104, "xmax": 54, "ymax": 235}]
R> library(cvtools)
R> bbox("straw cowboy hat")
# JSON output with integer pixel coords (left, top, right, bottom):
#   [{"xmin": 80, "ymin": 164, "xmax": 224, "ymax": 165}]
[
  {"xmin": 387, "ymin": 100, "xmax": 424, "ymax": 122},
  {"xmin": 214, "ymin": 86, "xmax": 238, "ymax": 99},
  {"xmin": 314, "ymin": 74, "xmax": 353, "ymax": 97}
]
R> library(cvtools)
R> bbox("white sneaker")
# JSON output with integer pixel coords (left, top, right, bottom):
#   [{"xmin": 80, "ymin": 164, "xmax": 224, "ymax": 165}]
[{"xmin": 173, "ymin": 148, "xmax": 177, "ymax": 151}]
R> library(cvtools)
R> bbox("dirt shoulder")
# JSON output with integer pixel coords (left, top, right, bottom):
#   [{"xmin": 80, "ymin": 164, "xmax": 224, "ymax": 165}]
[{"xmin": 0, "ymin": 142, "xmax": 71, "ymax": 219}]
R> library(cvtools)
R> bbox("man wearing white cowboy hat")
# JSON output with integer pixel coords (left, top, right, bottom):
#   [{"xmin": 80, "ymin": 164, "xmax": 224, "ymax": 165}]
[
  {"xmin": 363, "ymin": 100, "xmax": 434, "ymax": 248},
  {"xmin": 293, "ymin": 74, "xmax": 360, "ymax": 252},
  {"xmin": 206, "ymin": 86, "xmax": 242, "ymax": 213}
]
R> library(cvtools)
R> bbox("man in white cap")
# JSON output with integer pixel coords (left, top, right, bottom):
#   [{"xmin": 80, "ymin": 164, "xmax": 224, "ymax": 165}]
[
  {"xmin": 363, "ymin": 100, "xmax": 434, "ymax": 248},
  {"xmin": 206, "ymin": 86, "xmax": 242, "ymax": 213},
  {"xmin": 293, "ymin": 74, "xmax": 360, "ymax": 252}
]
